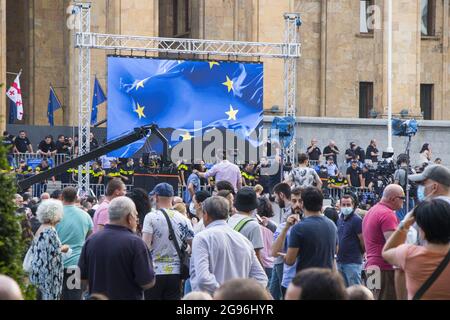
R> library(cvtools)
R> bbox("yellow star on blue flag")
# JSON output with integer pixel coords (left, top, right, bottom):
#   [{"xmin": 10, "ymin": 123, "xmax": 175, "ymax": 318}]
[
  {"xmin": 134, "ymin": 103, "xmax": 146, "ymax": 119},
  {"xmin": 226, "ymin": 105, "xmax": 239, "ymax": 121},
  {"xmin": 181, "ymin": 131, "xmax": 193, "ymax": 141},
  {"xmin": 209, "ymin": 61, "xmax": 220, "ymax": 69},
  {"xmin": 222, "ymin": 76, "xmax": 234, "ymax": 93}
]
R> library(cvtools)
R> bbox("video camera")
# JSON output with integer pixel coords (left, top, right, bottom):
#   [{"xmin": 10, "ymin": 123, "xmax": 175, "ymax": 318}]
[{"xmin": 392, "ymin": 119, "xmax": 418, "ymax": 137}]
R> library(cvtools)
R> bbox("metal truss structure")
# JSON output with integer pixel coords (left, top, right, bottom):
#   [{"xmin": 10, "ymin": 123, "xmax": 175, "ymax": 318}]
[
  {"xmin": 74, "ymin": 3, "xmax": 301, "ymax": 192},
  {"xmin": 77, "ymin": 3, "xmax": 92, "ymax": 194}
]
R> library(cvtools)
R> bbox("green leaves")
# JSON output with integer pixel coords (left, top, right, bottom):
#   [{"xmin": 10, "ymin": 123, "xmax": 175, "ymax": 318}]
[{"xmin": 0, "ymin": 143, "xmax": 36, "ymax": 299}]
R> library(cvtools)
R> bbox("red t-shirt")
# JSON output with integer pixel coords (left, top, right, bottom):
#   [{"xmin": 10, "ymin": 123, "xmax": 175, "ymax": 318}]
[{"xmin": 362, "ymin": 202, "xmax": 399, "ymax": 270}]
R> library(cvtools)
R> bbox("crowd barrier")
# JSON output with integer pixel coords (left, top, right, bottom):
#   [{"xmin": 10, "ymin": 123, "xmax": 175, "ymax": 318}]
[
  {"xmin": 31, "ymin": 183, "xmax": 133, "ymax": 199},
  {"xmin": 325, "ymin": 186, "xmax": 373, "ymax": 201},
  {"xmin": 178, "ymin": 185, "xmax": 214, "ymax": 197},
  {"xmin": 13, "ymin": 153, "xmax": 72, "ymax": 169}
]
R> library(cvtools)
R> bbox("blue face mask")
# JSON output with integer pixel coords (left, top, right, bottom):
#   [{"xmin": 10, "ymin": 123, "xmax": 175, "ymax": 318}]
[
  {"xmin": 341, "ymin": 207, "xmax": 353, "ymax": 216},
  {"xmin": 417, "ymin": 185, "xmax": 426, "ymax": 202}
]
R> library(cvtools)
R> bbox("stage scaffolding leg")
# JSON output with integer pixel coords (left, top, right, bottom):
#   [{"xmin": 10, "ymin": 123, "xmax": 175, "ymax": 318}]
[
  {"xmin": 284, "ymin": 13, "xmax": 301, "ymax": 165},
  {"xmin": 76, "ymin": 3, "xmax": 92, "ymax": 194}
]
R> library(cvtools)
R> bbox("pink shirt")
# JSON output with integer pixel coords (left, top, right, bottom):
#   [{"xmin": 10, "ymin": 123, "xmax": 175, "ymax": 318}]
[
  {"xmin": 204, "ymin": 160, "xmax": 242, "ymax": 192},
  {"xmin": 362, "ymin": 202, "xmax": 399, "ymax": 270},
  {"xmin": 259, "ymin": 225, "xmax": 274, "ymax": 269},
  {"xmin": 393, "ymin": 244, "xmax": 450, "ymax": 300},
  {"xmin": 92, "ymin": 199, "xmax": 110, "ymax": 233}
]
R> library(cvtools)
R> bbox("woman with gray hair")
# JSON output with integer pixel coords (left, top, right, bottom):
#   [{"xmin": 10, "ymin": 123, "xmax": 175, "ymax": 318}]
[{"xmin": 29, "ymin": 199, "xmax": 69, "ymax": 300}]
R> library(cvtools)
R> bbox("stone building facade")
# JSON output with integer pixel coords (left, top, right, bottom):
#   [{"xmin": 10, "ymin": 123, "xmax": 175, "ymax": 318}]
[{"xmin": 0, "ymin": 0, "xmax": 449, "ymax": 132}]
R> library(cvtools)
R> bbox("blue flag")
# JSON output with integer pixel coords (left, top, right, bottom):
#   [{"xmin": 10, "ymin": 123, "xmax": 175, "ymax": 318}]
[
  {"xmin": 107, "ymin": 57, "xmax": 264, "ymax": 158},
  {"xmin": 8, "ymin": 99, "xmax": 16, "ymax": 124},
  {"xmin": 47, "ymin": 86, "xmax": 62, "ymax": 126},
  {"xmin": 91, "ymin": 77, "xmax": 107, "ymax": 125}
]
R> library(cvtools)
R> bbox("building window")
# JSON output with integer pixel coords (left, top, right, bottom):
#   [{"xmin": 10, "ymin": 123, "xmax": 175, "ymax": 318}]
[
  {"xmin": 421, "ymin": 84, "xmax": 434, "ymax": 120},
  {"xmin": 359, "ymin": 82, "xmax": 374, "ymax": 118},
  {"xmin": 173, "ymin": 0, "xmax": 190, "ymax": 37},
  {"xmin": 360, "ymin": 0, "xmax": 374, "ymax": 34},
  {"xmin": 421, "ymin": 0, "xmax": 436, "ymax": 36}
]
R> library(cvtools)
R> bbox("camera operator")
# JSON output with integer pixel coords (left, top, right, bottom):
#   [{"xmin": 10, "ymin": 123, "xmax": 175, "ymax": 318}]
[
  {"xmin": 393, "ymin": 154, "xmax": 416, "ymax": 221},
  {"xmin": 362, "ymin": 164, "xmax": 375, "ymax": 191},
  {"xmin": 56, "ymin": 135, "xmax": 71, "ymax": 156}
]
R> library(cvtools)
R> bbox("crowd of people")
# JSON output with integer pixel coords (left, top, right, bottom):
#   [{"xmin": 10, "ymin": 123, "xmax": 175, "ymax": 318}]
[{"xmin": 2, "ymin": 146, "xmax": 449, "ymax": 301}]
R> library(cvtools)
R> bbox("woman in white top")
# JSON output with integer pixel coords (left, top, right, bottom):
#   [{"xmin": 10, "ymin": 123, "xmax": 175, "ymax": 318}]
[{"xmin": 419, "ymin": 143, "xmax": 432, "ymax": 165}]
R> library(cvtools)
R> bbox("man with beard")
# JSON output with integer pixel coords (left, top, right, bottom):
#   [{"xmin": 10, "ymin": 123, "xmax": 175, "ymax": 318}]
[
  {"xmin": 271, "ymin": 187, "xmax": 303, "ymax": 299},
  {"xmin": 268, "ymin": 183, "xmax": 292, "ymax": 300}
]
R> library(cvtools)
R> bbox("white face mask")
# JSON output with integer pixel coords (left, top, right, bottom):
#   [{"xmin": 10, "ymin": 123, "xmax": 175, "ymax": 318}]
[
  {"xmin": 341, "ymin": 207, "xmax": 353, "ymax": 216},
  {"xmin": 189, "ymin": 202, "xmax": 197, "ymax": 216}
]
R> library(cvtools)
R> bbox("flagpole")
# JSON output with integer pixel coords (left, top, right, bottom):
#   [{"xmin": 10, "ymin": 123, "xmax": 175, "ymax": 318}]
[{"xmin": 386, "ymin": 0, "xmax": 394, "ymax": 153}]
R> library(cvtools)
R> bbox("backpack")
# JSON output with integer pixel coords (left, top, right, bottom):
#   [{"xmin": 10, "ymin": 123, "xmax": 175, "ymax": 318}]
[
  {"xmin": 399, "ymin": 167, "xmax": 418, "ymax": 198},
  {"xmin": 233, "ymin": 217, "xmax": 254, "ymax": 233}
]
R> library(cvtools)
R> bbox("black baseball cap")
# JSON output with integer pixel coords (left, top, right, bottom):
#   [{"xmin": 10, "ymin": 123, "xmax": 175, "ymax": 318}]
[{"xmin": 234, "ymin": 187, "xmax": 259, "ymax": 212}]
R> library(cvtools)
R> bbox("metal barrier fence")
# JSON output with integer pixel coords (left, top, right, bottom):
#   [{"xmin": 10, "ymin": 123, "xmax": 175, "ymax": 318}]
[
  {"xmin": 178, "ymin": 185, "xmax": 214, "ymax": 198},
  {"xmin": 13, "ymin": 153, "xmax": 72, "ymax": 168},
  {"xmin": 31, "ymin": 183, "xmax": 134, "ymax": 198},
  {"xmin": 325, "ymin": 187, "xmax": 374, "ymax": 201}
]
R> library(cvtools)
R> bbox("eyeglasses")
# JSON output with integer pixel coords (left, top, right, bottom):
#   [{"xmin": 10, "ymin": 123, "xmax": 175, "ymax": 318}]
[{"xmin": 396, "ymin": 196, "xmax": 406, "ymax": 200}]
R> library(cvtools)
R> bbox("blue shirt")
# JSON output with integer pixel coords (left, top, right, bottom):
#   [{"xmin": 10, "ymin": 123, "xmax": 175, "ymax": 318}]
[
  {"xmin": 337, "ymin": 213, "xmax": 363, "ymax": 264},
  {"xmin": 56, "ymin": 205, "xmax": 93, "ymax": 268},
  {"xmin": 272, "ymin": 223, "xmax": 298, "ymax": 289},
  {"xmin": 184, "ymin": 173, "xmax": 200, "ymax": 204},
  {"xmin": 289, "ymin": 215, "xmax": 337, "ymax": 272},
  {"xmin": 78, "ymin": 225, "xmax": 155, "ymax": 300}
]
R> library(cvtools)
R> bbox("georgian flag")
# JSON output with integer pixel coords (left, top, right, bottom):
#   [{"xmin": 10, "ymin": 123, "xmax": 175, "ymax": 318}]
[{"xmin": 6, "ymin": 74, "xmax": 24, "ymax": 121}]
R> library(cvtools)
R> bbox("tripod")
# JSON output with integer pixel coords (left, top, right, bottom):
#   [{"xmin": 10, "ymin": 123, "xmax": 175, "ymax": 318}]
[{"xmin": 404, "ymin": 134, "xmax": 413, "ymax": 213}]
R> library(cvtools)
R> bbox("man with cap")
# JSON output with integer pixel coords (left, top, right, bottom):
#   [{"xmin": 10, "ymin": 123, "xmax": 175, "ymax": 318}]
[
  {"xmin": 408, "ymin": 164, "xmax": 450, "ymax": 204},
  {"xmin": 142, "ymin": 183, "xmax": 194, "ymax": 300},
  {"xmin": 227, "ymin": 187, "xmax": 264, "ymax": 264}
]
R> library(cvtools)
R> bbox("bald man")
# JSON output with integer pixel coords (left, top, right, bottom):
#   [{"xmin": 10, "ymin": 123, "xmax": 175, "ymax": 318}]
[
  {"xmin": 40, "ymin": 193, "xmax": 51, "ymax": 202},
  {"xmin": 0, "ymin": 275, "xmax": 24, "ymax": 300},
  {"xmin": 362, "ymin": 184, "xmax": 405, "ymax": 300}
]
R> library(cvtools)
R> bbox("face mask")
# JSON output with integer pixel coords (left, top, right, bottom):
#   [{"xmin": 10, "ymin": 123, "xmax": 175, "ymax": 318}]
[
  {"xmin": 417, "ymin": 185, "xmax": 426, "ymax": 202},
  {"xmin": 189, "ymin": 202, "xmax": 197, "ymax": 216},
  {"xmin": 341, "ymin": 207, "xmax": 353, "ymax": 216}
]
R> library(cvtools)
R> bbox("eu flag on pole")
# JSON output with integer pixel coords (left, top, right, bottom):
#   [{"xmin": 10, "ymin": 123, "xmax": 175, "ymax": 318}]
[
  {"xmin": 47, "ymin": 86, "xmax": 62, "ymax": 126},
  {"xmin": 91, "ymin": 77, "xmax": 107, "ymax": 125},
  {"xmin": 107, "ymin": 57, "xmax": 264, "ymax": 158}
]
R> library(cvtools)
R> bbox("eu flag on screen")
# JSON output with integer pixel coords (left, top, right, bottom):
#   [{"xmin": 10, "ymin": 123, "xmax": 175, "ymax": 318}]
[
  {"xmin": 91, "ymin": 77, "xmax": 107, "ymax": 125},
  {"xmin": 107, "ymin": 57, "xmax": 264, "ymax": 158},
  {"xmin": 47, "ymin": 86, "xmax": 62, "ymax": 127}
]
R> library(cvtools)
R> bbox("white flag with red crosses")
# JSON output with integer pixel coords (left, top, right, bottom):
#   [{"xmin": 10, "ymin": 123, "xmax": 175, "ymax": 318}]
[{"xmin": 6, "ymin": 74, "xmax": 24, "ymax": 121}]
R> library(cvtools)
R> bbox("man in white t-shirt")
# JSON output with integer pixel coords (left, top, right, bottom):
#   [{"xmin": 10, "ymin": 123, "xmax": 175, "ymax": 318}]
[
  {"xmin": 287, "ymin": 153, "xmax": 322, "ymax": 189},
  {"xmin": 142, "ymin": 183, "xmax": 194, "ymax": 300}
]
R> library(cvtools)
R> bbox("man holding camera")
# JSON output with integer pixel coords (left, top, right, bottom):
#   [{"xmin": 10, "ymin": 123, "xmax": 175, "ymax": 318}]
[{"xmin": 56, "ymin": 135, "xmax": 71, "ymax": 156}]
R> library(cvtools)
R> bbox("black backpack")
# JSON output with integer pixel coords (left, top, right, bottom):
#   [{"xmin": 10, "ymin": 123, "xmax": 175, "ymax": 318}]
[{"xmin": 399, "ymin": 167, "xmax": 417, "ymax": 198}]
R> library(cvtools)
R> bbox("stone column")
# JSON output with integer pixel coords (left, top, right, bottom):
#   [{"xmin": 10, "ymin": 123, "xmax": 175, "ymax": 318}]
[
  {"xmin": 0, "ymin": 0, "xmax": 6, "ymax": 132},
  {"xmin": 381, "ymin": 0, "xmax": 422, "ymax": 118},
  {"xmin": 441, "ymin": 0, "xmax": 449, "ymax": 120}
]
